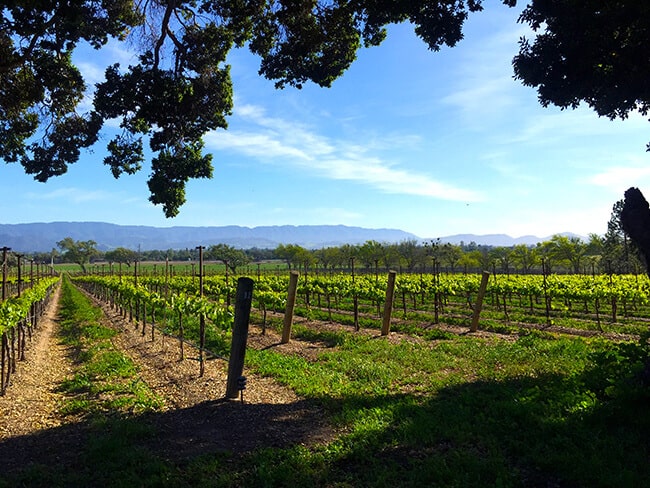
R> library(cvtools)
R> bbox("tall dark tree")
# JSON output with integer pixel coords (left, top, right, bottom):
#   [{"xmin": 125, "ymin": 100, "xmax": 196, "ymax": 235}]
[
  {"xmin": 620, "ymin": 187, "xmax": 650, "ymax": 276},
  {"xmin": 602, "ymin": 199, "xmax": 631, "ymax": 274},
  {"xmin": 1, "ymin": 1, "xmax": 510, "ymax": 217}
]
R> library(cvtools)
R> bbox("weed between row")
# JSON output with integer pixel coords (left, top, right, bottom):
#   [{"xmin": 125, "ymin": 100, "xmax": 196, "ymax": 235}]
[
  {"xmin": 2, "ymin": 278, "xmax": 650, "ymax": 487},
  {"xmin": 57, "ymin": 277, "xmax": 163, "ymax": 416}
]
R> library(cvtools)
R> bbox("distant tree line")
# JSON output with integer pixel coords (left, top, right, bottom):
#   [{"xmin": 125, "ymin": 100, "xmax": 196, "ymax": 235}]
[{"xmin": 7, "ymin": 200, "xmax": 638, "ymax": 276}]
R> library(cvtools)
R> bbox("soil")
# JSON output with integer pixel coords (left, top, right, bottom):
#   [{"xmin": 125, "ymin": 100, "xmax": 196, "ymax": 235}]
[
  {"xmin": 0, "ymin": 285, "xmax": 338, "ymax": 472},
  {"xmin": 0, "ymin": 282, "xmax": 631, "ymax": 474}
]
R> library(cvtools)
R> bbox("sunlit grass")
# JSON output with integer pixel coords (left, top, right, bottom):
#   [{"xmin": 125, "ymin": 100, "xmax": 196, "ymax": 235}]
[
  {"xmin": 3, "ymin": 278, "xmax": 650, "ymax": 487},
  {"xmin": 57, "ymin": 277, "xmax": 164, "ymax": 415}
]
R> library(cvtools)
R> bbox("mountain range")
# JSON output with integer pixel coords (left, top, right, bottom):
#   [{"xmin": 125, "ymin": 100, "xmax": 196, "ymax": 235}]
[{"xmin": 0, "ymin": 222, "xmax": 580, "ymax": 252}]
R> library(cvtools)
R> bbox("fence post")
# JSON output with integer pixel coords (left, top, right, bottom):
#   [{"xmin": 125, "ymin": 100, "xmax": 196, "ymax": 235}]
[
  {"xmin": 281, "ymin": 271, "xmax": 299, "ymax": 344},
  {"xmin": 381, "ymin": 271, "xmax": 397, "ymax": 336},
  {"xmin": 470, "ymin": 271, "xmax": 490, "ymax": 332},
  {"xmin": 1, "ymin": 247, "xmax": 10, "ymax": 301},
  {"xmin": 196, "ymin": 245, "xmax": 206, "ymax": 377},
  {"xmin": 226, "ymin": 277, "xmax": 255, "ymax": 399}
]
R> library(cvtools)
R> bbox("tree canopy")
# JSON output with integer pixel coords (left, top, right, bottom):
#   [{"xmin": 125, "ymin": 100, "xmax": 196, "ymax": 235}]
[
  {"xmin": 104, "ymin": 247, "xmax": 138, "ymax": 266},
  {"xmin": 1, "ymin": 0, "xmax": 507, "ymax": 217},
  {"xmin": 56, "ymin": 237, "xmax": 99, "ymax": 272},
  {"xmin": 206, "ymin": 243, "xmax": 249, "ymax": 273},
  {"xmin": 2, "ymin": 0, "xmax": 647, "ymax": 218},
  {"xmin": 513, "ymin": 0, "xmax": 650, "ymax": 142},
  {"xmin": 621, "ymin": 187, "xmax": 650, "ymax": 276}
]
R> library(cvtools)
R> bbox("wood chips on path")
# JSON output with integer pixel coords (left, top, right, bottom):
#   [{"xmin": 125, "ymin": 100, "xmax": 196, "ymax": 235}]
[{"xmin": 0, "ymin": 283, "xmax": 335, "ymax": 473}]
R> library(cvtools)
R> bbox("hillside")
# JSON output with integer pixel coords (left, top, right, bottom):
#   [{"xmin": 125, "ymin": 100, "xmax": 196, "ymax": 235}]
[
  {"xmin": 0, "ymin": 222, "xmax": 582, "ymax": 252},
  {"xmin": 0, "ymin": 222, "xmax": 419, "ymax": 252}
]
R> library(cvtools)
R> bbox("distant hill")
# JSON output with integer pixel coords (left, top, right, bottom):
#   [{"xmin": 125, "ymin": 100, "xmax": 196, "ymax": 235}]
[
  {"xmin": 0, "ymin": 222, "xmax": 419, "ymax": 252},
  {"xmin": 0, "ymin": 222, "xmax": 585, "ymax": 252}
]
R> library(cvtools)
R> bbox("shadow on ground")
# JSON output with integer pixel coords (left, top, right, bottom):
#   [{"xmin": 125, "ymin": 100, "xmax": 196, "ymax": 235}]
[
  {"xmin": 2, "ymin": 366, "xmax": 650, "ymax": 487},
  {"xmin": 0, "ymin": 396, "xmax": 331, "ymax": 482}
]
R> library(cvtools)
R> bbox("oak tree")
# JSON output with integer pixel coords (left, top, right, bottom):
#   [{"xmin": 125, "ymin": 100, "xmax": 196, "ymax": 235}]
[
  {"xmin": 1, "ymin": 0, "xmax": 502, "ymax": 217},
  {"xmin": 514, "ymin": 0, "xmax": 650, "ymax": 148},
  {"xmin": 56, "ymin": 237, "xmax": 99, "ymax": 272},
  {"xmin": 104, "ymin": 246, "xmax": 138, "ymax": 266},
  {"xmin": 207, "ymin": 243, "xmax": 249, "ymax": 273}
]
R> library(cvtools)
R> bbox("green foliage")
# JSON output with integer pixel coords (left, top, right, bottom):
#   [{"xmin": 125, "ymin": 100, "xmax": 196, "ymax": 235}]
[
  {"xmin": 207, "ymin": 243, "xmax": 250, "ymax": 274},
  {"xmin": 57, "ymin": 237, "xmax": 99, "ymax": 273},
  {"xmin": 515, "ymin": 1, "xmax": 650, "ymax": 123},
  {"xmin": 0, "ymin": 277, "xmax": 58, "ymax": 334},
  {"xmin": 1, "ymin": 0, "xmax": 508, "ymax": 217},
  {"xmin": 104, "ymin": 247, "xmax": 138, "ymax": 266},
  {"xmin": 583, "ymin": 334, "xmax": 650, "ymax": 402},
  {"xmin": 6, "ymin": 272, "xmax": 650, "ymax": 486},
  {"xmin": 240, "ymin": 331, "xmax": 650, "ymax": 487}
]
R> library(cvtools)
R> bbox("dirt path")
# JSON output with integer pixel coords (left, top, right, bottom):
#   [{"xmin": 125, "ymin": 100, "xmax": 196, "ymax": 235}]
[
  {"xmin": 0, "ymin": 284, "xmax": 337, "ymax": 472},
  {"xmin": 0, "ymin": 285, "xmax": 74, "ymax": 438},
  {"xmin": 90, "ymin": 294, "xmax": 336, "ymax": 459}
]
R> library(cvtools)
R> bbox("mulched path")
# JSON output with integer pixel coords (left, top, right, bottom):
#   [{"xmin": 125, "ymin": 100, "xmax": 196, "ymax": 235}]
[
  {"xmin": 0, "ymin": 284, "xmax": 337, "ymax": 473},
  {"xmin": 0, "ymin": 282, "xmax": 635, "ymax": 474}
]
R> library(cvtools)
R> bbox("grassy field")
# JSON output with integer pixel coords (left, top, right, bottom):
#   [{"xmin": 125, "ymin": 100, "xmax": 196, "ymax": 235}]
[
  {"xmin": 56, "ymin": 260, "xmax": 290, "ymax": 276},
  {"xmin": 2, "ymin": 278, "xmax": 650, "ymax": 486}
]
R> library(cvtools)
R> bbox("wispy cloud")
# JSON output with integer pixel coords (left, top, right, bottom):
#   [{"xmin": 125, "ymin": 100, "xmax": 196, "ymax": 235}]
[
  {"xmin": 442, "ymin": 77, "xmax": 522, "ymax": 122},
  {"xmin": 588, "ymin": 164, "xmax": 650, "ymax": 190},
  {"xmin": 266, "ymin": 206, "xmax": 363, "ymax": 223},
  {"xmin": 505, "ymin": 108, "xmax": 648, "ymax": 148},
  {"xmin": 76, "ymin": 40, "xmax": 138, "ymax": 85},
  {"xmin": 441, "ymin": 19, "xmax": 530, "ymax": 124},
  {"xmin": 27, "ymin": 187, "xmax": 127, "ymax": 204},
  {"xmin": 206, "ymin": 104, "xmax": 481, "ymax": 202}
]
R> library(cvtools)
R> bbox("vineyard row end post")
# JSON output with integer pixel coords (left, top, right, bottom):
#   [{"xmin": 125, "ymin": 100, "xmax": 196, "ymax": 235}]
[
  {"xmin": 225, "ymin": 277, "xmax": 254, "ymax": 399},
  {"xmin": 281, "ymin": 271, "xmax": 299, "ymax": 344},
  {"xmin": 381, "ymin": 270, "xmax": 397, "ymax": 336},
  {"xmin": 470, "ymin": 271, "xmax": 491, "ymax": 332}
]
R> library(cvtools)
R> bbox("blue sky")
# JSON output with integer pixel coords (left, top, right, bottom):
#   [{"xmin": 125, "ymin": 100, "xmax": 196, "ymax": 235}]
[{"xmin": 3, "ymin": 3, "xmax": 650, "ymax": 240}]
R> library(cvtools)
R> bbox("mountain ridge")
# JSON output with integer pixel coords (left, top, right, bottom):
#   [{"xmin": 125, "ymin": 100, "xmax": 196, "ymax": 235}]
[{"xmin": 0, "ymin": 221, "xmax": 583, "ymax": 252}]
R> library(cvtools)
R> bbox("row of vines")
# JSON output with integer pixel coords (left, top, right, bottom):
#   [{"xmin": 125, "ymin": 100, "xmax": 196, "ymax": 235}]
[
  {"xmin": 0, "ymin": 277, "xmax": 59, "ymax": 394},
  {"xmin": 76, "ymin": 271, "xmax": 650, "ymax": 345}
]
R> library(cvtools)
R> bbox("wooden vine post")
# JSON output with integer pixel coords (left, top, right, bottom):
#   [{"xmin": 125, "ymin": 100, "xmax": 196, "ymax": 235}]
[
  {"xmin": 381, "ymin": 271, "xmax": 397, "ymax": 336},
  {"xmin": 196, "ymin": 245, "xmax": 206, "ymax": 377},
  {"xmin": 133, "ymin": 259, "xmax": 139, "ymax": 328},
  {"xmin": 15, "ymin": 254, "xmax": 23, "ymax": 297},
  {"xmin": 470, "ymin": 271, "xmax": 490, "ymax": 332},
  {"xmin": 281, "ymin": 271, "xmax": 299, "ymax": 344},
  {"xmin": 226, "ymin": 277, "xmax": 254, "ymax": 399},
  {"xmin": 351, "ymin": 257, "xmax": 359, "ymax": 331},
  {"xmin": 1, "ymin": 246, "xmax": 10, "ymax": 301},
  {"xmin": 542, "ymin": 258, "xmax": 551, "ymax": 326}
]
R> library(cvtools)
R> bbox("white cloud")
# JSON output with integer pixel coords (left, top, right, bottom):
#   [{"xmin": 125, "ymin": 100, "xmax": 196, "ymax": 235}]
[
  {"xmin": 588, "ymin": 165, "xmax": 650, "ymax": 190},
  {"xmin": 267, "ymin": 206, "xmax": 363, "ymax": 224},
  {"xmin": 26, "ymin": 187, "xmax": 138, "ymax": 205},
  {"xmin": 440, "ymin": 17, "xmax": 531, "ymax": 124},
  {"xmin": 442, "ymin": 77, "xmax": 521, "ymax": 121},
  {"xmin": 206, "ymin": 104, "xmax": 481, "ymax": 202}
]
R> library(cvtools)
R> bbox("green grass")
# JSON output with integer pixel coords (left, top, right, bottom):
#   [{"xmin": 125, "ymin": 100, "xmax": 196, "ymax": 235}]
[
  {"xmin": 2, "ymin": 278, "xmax": 650, "ymax": 487},
  {"xmin": 240, "ymin": 331, "xmax": 650, "ymax": 487},
  {"xmin": 56, "ymin": 277, "xmax": 163, "ymax": 415}
]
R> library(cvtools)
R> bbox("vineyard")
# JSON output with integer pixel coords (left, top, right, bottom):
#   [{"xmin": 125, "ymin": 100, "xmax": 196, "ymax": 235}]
[
  {"xmin": 0, "ymin": 268, "xmax": 59, "ymax": 395},
  {"xmin": 1, "ymin": 265, "xmax": 650, "ymax": 486},
  {"xmin": 74, "ymin": 270, "xmax": 650, "ymax": 355}
]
